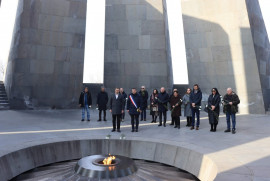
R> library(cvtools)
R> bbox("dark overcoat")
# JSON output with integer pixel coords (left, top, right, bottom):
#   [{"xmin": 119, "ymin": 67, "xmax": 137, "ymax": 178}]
[
  {"xmin": 190, "ymin": 89, "xmax": 202, "ymax": 106},
  {"xmin": 127, "ymin": 93, "xmax": 141, "ymax": 115},
  {"xmin": 96, "ymin": 91, "xmax": 109, "ymax": 110},
  {"xmin": 109, "ymin": 94, "xmax": 124, "ymax": 115},
  {"xmin": 223, "ymin": 92, "xmax": 240, "ymax": 114},
  {"xmin": 207, "ymin": 94, "xmax": 221, "ymax": 124},
  {"xmin": 139, "ymin": 90, "xmax": 148, "ymax": 110},
  {"xmin": 156, "ymin": 91, "xmax": 169, "ymax": 112},
  {"xmin": 170, "ymin": 95, "xmax": 182, "ymax": 117}
]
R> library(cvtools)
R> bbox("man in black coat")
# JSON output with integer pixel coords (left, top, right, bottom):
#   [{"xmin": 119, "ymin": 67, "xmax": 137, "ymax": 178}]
[
  {"xmin": 127, "ymin": 88, "xmax": 141, "ymax": 132},
  {"xmin": 120, "ymin": 88, "xmax": 127, "ymax": 122},
  {"xmin": 169, "ymin": 88, "xmax": 178, "ymax": 126},
  {"xmin": 190, "ymin": 84, "xmax": 202, "ymax": 130},
  {"xmin": 156, "ymin": 87, "xmax": 169, "ymax": 127},
  {"xmin": 109, "ymin": 88, "xmax": 125, "ymax": 132},
  {"xmin": 96, "ymin": 87, "xmax": 109, "ymax": 121},
  {"xmin": 139, "ymin": 86, "xmax": 148, "ymax": 121},
  {"xmin": 223, "ymin": 88, "xmax": 240, "ymax": 134},
  {"xmin": 79, "ymin": 87, "xmax": 92, "ymax": 121}
]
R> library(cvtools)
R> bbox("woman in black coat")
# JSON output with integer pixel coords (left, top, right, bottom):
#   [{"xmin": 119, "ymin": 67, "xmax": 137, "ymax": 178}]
[
  {"xmin": 170, "ymin": 90, "xmax": 182, "ymax": 129},
  {"xmin": 207, "ymin": 88, "xmax": 221, "ymax": 132}
]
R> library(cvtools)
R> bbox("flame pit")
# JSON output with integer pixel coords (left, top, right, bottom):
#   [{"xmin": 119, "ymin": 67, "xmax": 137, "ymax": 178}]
[{"xmin": 74, "ymin": 155, "xmax": 138, "ymax": 179}]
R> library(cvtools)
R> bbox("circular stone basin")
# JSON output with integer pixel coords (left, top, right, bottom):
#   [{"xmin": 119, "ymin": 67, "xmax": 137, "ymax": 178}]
[{"xmin": 74, "ymin": 155, "xmax": 138, "ymax": 179}]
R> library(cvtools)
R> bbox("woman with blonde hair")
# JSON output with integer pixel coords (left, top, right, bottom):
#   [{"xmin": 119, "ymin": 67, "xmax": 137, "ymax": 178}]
[{"xmin": 182, "ymin": 88, "xmax": 192, "ymax": 127}]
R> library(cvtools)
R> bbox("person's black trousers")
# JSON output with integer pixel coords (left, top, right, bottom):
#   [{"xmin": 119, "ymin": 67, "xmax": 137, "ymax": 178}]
[
  {"xmin": 99, "ymin": 110, "xmax": 106, "ymax": 120},
  {"xmin": 171, "ymin": 115, "xmax": 175, "ymax": 125},
  {"xmin": 186, "ymin": 116, "xmax": 192, "ymax": 126},
  {"xmin": 112, "ymin": 114, "xmax": 121, "ymax": 130},
  {"xmin": 172, "ymin": 116, "xmax": 180, "ymax": 126},
  {"xmin": 130, "ymin": 114, "xmax": 139, "ymax": 131},
  {"xmin": 140, "ymin": 109, "xmax": 146, "ymax": 120},
  {"xmin": 151, "ymin": 115, "xmax": 157, "ymax": 122},
  {"xmin": 159, "ymin": 111, "xmax": 167, "ymax": 125},
  {"xmin": 122, "ymin": 111, "xmax": 125, "ymax": 119}
]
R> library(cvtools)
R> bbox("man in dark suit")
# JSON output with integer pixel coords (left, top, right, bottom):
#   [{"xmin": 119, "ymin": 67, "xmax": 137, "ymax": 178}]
[
  {"xmin": 109, "ymin": 88, "xmax": 125, "ymax": 132},
  {"xmin": 127, "ymin": 88, "xmax": 141, "ymax": 132},
  {"xmin": 96, "ymin": 87, "xmax": 109, "ymax": 121},
  {"xmin": 190, "ymin": 84, "xmax": 202, "ymax": 130},
  {"xmin": 156, "ymin": 87, "xmax": 169, "ymax": 127}
]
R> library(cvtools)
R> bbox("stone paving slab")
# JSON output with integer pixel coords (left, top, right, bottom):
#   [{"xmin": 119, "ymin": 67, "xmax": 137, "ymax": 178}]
[{"xmin": 0, "ymin": 109, "xmax": 270, "ymax": 180}]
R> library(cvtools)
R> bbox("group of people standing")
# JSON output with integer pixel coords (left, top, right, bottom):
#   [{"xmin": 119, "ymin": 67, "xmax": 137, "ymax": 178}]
[{"xmin": 79, "ymin": 84, "xmax": 240, "ymax": 134}]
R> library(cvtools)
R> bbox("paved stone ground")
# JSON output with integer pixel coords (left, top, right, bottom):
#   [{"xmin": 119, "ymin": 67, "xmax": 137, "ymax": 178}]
[{"xmin": 0, "ymin": 109, "xmax": 270, "ymax": 181}]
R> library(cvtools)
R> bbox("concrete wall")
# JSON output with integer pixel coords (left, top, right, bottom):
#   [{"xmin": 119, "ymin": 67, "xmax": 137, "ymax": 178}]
[
  {"xmin": 4, "ymin": 0, "xmax": 170, "ymax": 109},
  {"xmin": 246, "ymin": 0, "xmax": 270, "ymax": 112},
  {"xmin": 103, "ymin": 0, "xmax": 169, "ymax": 95},
  {"xmin": 3, "ymin": 0, "xmax": 267, "ymax": 113},
  {"xmin": 4, "ymin": 0, "xmax": 86, "ymax": 109},
  {"xmin": 181, "ymin": 0, "xmax": 265, "ymax": 114}
]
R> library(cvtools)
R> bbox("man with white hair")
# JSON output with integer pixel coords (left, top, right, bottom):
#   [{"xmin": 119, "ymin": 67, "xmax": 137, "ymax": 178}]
[{"xmin": 223, "ymin": 88, "xmax": 240, "ymax": 134}]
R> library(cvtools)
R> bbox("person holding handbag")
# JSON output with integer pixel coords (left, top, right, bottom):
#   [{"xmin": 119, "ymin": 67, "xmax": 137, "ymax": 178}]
[{"xmin": 150, "ymin": 89, "xmax": 159, "ymax": 123}]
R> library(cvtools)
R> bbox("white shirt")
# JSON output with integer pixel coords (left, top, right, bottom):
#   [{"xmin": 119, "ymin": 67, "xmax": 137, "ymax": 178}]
[{"xmin": 115, "ymin": 94, "xmax": 119, "ymax": 99}]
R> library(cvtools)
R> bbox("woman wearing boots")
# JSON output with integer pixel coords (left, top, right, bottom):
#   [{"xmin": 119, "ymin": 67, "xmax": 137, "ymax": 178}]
[
  {"xmin": 170, "ymin": 90, "xmax": 182, "ymax": 129},
  {"xmin": 208, "ymin": 88, "xmax": 221, "ymax": 132},
  {"xmin": 150, "ymin": 89, "xmax": 159, "ymax": 123},
  {"xmin": 182, "ymin": 88, "xmax": 192, "ymax": 127}
]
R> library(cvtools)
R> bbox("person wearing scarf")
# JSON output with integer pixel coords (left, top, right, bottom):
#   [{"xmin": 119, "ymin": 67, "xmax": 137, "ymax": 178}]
[
  {"xmin": 127, "ymin": 88, "xmax": 141, "ymax": 132},
  {"xmin": 150, "ymin": 89, "xmax": 159, "ymax": 123},
  {"xmin": 207, "ymin": 88, "xmax": 221, "ymax": 132}
]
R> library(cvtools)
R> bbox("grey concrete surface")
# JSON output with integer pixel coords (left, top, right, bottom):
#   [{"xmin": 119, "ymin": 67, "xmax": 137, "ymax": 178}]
[
  {"xmin": 0, "ymin": 110, "xmax": 270, "ymax": 181},
  {"xmin": 4, "ymin": 0, "xmax": 86, "ymax": 109},
  {"xmin": 181, "ymin": 0, "xmax": 265, "ymax": 114},
  {"xmin": 104, "ymin": 0, "xmax": 169, "ymax": 95},
  {"xmin": 246, "ymin": 0, "xmax": 270, "ymax": 112}
]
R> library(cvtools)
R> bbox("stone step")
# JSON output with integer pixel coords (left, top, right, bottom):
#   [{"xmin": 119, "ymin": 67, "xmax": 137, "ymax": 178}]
[
  {"xmin": 0, "ymin": 102, "xmax": 9, "ymax": 105},
  {"xmin": 0, "ymin": 106, "xmax": 10, "ymax": 110},
  {"xmin": 0, "ymin": 82, "xmax": 9, "ymax": 110},
  {"xmin": 0, "ymin": 100, "xmax": 8, "ymax": 102},
  {"xmin": 0, "ymin": 101, "xmax": 9, "ymax": 104}
]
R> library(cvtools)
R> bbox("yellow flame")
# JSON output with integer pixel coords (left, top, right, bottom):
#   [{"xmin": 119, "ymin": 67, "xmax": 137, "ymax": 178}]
[{"xmin": 103, "ymin": 154, "xmax": 116, "ymax": 165}]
